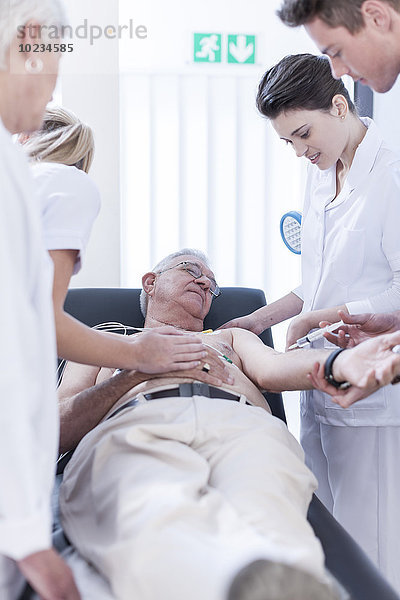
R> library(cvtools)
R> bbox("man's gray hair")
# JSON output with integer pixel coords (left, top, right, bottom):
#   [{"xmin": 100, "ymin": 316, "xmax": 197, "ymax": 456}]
[
  {"xmin": 0, "ymin": 0, "xmax": 67, "ymax": 70},
  {"xmin": 139, "ymin": 248, "xmax": 211, "ymax": 318}
]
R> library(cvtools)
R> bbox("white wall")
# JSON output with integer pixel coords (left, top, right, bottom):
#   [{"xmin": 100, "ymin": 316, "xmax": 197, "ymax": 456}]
[
  {"xmin": 60, "ymin": 0, "xmax": 121, "ymax": 287},
  {"xmin": 119, "ymin": 0, "xmax": 314, "ymax": 73},
  {"xmin": 118, "ymin": 0, "xmax": 315, "ymax": 293}
]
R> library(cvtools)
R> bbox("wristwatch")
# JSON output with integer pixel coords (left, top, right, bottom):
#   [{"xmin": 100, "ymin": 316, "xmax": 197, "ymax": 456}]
[
  {"xmin": 391, "ymin": 345, "xmax": 400, "ymax": 385},
  {"xmin": 324, "ymin": 348, "xmax": 351, "ymax": 390}
]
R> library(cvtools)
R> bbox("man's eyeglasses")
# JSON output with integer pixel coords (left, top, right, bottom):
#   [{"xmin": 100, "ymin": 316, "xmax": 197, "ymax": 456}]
[{"xmin": 157, "ymin": 261, "xmax": 221, "ymax": 298}]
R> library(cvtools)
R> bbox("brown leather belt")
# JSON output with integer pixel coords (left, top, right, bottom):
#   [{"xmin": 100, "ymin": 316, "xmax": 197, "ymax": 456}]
[{"xmin": 107, "ymin": 382, "xmax": 247, "ymax": 420}]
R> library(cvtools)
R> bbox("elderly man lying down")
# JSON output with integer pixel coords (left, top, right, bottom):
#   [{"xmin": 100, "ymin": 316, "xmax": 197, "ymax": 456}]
[{"xmin": 58, "ymin": 249, "xmax": 400, "ymax": 600}]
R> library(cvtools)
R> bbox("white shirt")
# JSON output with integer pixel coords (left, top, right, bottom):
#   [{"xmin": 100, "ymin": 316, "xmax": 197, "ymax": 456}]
[
  {"xmin": 31, "ymin": 162, "xmax": 101, "ymax": 274},
  {"xmin": 294, "ymin": 118, "xmax": 400, "ymax": 425},
  {"xmin": 0, "ymin": 119, "xmax": 58, "ymax": 559}
]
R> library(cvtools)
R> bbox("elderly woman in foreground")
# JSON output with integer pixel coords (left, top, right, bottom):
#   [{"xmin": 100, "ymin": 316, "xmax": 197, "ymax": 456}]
[{"xmin": 0, "ymin": 1, "xmax": 80, "ymax": 598}]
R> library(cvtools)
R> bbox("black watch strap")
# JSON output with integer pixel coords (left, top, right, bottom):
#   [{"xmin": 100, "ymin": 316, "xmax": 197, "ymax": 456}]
[{"xmin": 324, "ymin": 348, "xmax": 351, "ymax": 390}]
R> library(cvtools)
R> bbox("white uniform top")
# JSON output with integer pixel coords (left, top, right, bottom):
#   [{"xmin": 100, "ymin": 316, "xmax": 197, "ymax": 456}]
[
  {"xmin": 294, "ymin": 118, "xmax": 400, "ymax": 426},
  {"xmin": 0, "ymin": 119, "xmax": 58, "ymax": 559},
  {"xmin": 31, "ymin": 162, "xmax": 101, "ymax": 274}
]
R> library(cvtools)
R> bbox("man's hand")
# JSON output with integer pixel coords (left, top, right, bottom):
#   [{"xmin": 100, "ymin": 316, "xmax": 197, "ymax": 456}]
[
  {"xmin": 307, "ymin": 361, "xmax": 380, "ymax": 407},
  {"xmin": 321, "ymin": 310, "xmax": 400, "ymax": 348},
  {"xmin": 308, "ymin": 332, "xmax": 400, "ymax": 408},
  {"xmin": 17, "ymin": 549, "xmax": 80, "ymax": 600},
  {"xmin": 131, "ymin": 327, "xmax": 209, "ymax": 373},
  {"xmin": 218, "ymin": 313, "xmax": 264, "ymax": 334}
]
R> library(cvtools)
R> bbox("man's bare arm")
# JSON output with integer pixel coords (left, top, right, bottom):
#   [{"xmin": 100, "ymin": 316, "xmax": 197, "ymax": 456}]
[
  {"xmin": 232, "ymin": 328, "xmax": 400, "ymax": 402},
  {"xmin": 58, "ymin": 360, "xmax": 103, "ymax": 401},
  {"xmin": 58, "ymin": 362, "xmax": 149, "ymax": 453},
  {"xmin": 231, "ymin": 328, "xmax": 330, "ymax": 392}
]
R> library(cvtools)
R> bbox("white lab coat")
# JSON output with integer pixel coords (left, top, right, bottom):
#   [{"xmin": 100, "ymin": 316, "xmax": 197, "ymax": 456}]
[
  {"xmin": 31, "ymin": 162, "xmax": 101, "ymax": 274},
  {"xmin": 0, "ymin": 119, "xmax": 58, "ymax": 595},
  {"xmin": 293, "ymin": 117, "xmax": 400, "ymax": 591},
  {"xmin": 295, "ymin": 118, "xmax": 400, "ymax": 426}
]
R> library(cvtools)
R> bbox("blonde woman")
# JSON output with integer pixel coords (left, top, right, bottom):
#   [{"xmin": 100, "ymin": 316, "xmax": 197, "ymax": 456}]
[{"xmin": 21, "ymin": 107, "xmax": 218, "ymax": 374}]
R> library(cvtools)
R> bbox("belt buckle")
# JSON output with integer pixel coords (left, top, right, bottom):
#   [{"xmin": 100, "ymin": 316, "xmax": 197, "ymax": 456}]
[{"xmin": 178, "ymin": 382, "xmax": 210, "ymax": 397}]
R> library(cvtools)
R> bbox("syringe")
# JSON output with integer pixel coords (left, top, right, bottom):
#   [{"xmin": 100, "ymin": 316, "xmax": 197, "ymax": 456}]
[{"xmin": 288, "ymin": 320, "xmax": 345, "ymax": 350}]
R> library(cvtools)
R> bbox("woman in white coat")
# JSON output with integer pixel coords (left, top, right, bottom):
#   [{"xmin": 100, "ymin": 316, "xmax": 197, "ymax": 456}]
[
  {"xmin": 0, "ymin": 1, "xmax": 80, "ymax": 598},
  {"xmin": 222, "ymin": 53, "xmax": 400, "ymax": 592}
]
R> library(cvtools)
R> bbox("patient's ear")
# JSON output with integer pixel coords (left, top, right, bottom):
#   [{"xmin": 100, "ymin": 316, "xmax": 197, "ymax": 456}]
[{"xmin": 142, "ymin": 272, "xmax": 156, "ymax": 296}]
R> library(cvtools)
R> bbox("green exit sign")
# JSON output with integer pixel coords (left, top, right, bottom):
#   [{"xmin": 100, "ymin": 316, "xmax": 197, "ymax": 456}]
[
  {"xmin": 227, "ymin": 34, "xmax": 256, "ymax": 64},
  {"xmin": 193, "ymin": 33, "xmax": 256, "ymax": 64},
  {"xmin": 193, "ymin": 33, "xmax": 222, "ymax": 63}
]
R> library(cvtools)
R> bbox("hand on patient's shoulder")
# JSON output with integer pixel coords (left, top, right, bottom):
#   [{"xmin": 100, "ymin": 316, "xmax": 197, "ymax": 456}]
[
  {"xmin": 218, "ymin": 312, "xmax": 264, "ymax": 335},
  {"xmin": 17, "ymin": 548, "xmax": 81, "ymax": 600}
]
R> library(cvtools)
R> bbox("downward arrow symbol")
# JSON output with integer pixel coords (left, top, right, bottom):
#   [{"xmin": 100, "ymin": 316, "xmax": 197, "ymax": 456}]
[{"xmin": 229, "ymin": 35, "xmax": 254, "ymax": 63}]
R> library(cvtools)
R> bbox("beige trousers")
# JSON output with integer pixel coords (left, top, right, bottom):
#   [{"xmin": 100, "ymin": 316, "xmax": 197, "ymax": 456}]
[{"xmin": 60, "ymin": 396, "xmax": 325, "ymax": 600}]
